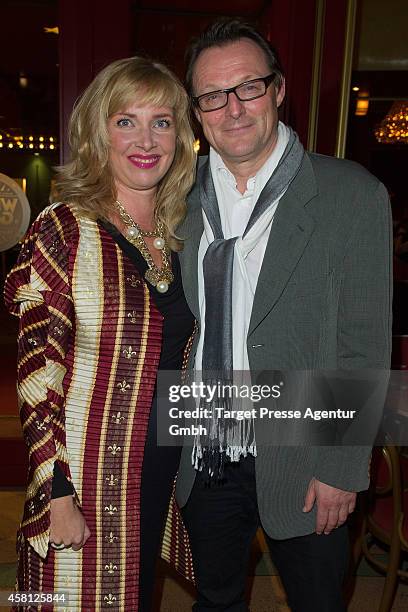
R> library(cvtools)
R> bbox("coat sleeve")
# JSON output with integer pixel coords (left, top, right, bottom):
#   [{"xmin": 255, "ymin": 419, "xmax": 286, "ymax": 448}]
[
  {"xmin": 314, "ymin": 181, "xmax": 393, "ymax": 491},
  {"xmin": 4, "ymin": 205, "xmax": 76, "ymax": 558}
]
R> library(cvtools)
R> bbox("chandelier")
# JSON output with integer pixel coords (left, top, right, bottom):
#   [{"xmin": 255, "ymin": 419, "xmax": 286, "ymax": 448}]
[{"xmin": 375, "ymin": 101, "xmax": 408, "ymax": 144}]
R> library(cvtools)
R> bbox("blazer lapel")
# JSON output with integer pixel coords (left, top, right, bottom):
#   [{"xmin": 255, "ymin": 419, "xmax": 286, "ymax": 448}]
[
  {"xmin": 249, "ymin": 154, "xmax": 318, "ymax": 335},
  {"xmin": 178, "ymin": 161, "xmax": 210, "ymax": 320}
]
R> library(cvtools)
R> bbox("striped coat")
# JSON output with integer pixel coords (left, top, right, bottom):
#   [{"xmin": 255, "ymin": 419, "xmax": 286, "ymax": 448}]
[{"xmin": 5, "ymin": 202, "xmax": 193, "ymax": 611}]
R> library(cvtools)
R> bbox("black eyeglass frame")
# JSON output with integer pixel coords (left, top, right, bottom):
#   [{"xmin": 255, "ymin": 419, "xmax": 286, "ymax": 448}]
[{"xmin": 192, "ymin": 73, "xmax": 277, "ymax": 112}]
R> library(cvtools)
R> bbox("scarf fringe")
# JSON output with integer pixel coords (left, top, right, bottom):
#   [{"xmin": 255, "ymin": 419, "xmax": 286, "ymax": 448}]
[{"xmin": 192, "ymin": 393, "xmax": 257, "ymax": 480}]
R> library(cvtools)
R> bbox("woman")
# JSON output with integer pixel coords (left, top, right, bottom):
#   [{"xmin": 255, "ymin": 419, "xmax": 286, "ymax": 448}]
[{"xmin": 4, "ymin": 56, "xmax": 196, "ymax": 610}]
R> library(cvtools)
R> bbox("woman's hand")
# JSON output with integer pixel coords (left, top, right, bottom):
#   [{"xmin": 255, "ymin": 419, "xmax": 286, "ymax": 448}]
[{"xmin": 50, "ymin": 495, "xmax": 91, "ymax": 551}]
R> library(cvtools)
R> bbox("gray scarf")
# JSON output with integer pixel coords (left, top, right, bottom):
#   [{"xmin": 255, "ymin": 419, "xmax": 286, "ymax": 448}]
[{"xmin": 193, "ymin": 127, "xmax": 305, "ymax": 480}]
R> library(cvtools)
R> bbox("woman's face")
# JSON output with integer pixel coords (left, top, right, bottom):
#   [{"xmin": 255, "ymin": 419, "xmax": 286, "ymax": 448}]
[{"xmin": 107, "ymin": 100, "xmax": 177, "ymax": 198}]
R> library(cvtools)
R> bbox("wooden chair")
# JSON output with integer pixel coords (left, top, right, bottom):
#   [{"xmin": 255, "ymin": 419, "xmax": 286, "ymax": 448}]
[{"xmin": 360, "ymin": 445, "xmax": 408, "ymax": 611}]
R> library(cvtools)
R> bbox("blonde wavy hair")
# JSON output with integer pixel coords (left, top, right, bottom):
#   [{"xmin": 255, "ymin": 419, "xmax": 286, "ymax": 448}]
[{"xmin": 54, "ymin": 56, "xmax": 196, "ymax": 250}]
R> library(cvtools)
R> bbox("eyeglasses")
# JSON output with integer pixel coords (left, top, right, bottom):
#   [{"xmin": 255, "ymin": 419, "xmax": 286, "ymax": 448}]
[{"xmin": 192, "ymin": 74, "xmax": 276, "ymax": 112}]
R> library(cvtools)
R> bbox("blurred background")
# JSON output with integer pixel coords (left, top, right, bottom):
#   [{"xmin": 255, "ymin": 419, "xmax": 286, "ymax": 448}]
[{"xmin": 0, "ymin": 1, "xmax": 407, "ymax": 609}]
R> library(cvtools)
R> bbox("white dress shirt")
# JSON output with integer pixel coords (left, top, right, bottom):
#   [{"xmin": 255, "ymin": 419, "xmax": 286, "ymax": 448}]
[{"xmin": 195, "ymin": 121, "xmax": 290, "ymax": 374}]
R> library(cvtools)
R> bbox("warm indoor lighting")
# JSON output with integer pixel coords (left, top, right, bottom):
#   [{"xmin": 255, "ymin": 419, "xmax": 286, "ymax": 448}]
[
  {"xmin": 0, "ymin": 132, "xmax": 58, "ymax": 152},
  {"xmin": 355, "ymin": 90, "xmax": 370, "ymax": 116},
  {"xmin": 19, "ymin": 73, "xmax": 28, "ymax": 88},
  {"xmin": 0, "ymin": 143, "xmax": 3, "ymax": 148},
  {"xmin": 375, "ymin": 101, "xmax": 408, "ymax": 144},
  {"xmin": 44, "ymin": 26, "xmax": 59, "ymax": 34},
  {"xmin": 193, "ymin": 139, "xmax": 200, "ymax": 153},
  {"xmin": 352, "ymin": 86, "xmax": 360, "ymax": 92}
]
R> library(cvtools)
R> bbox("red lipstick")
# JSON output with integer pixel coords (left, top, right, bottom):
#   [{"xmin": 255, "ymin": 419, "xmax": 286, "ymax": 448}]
[{"xmin": 128, "ymin": 155, "xmax": 161, "ymax": 169}]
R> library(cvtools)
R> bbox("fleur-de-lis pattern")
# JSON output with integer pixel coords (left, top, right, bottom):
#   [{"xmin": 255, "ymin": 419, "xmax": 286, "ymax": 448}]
[
  {"xmin": 107, "ymin": 444, "xmax": 121, "ymax": 456},
  {"xmin": 105, "ymin": 531, "xmax": 118, "ymax": 544},
  {"xmin": 111, "ymin": 411, "xmax": 125, "ymax": 425},
  {"xmin": 104, "ymin": 562, "xmax": 118, "ymax": 575},
  {"xmin": 4, "ymin": 202, "xmax": 197, "ymax": 607},
  {"xmin": 127, "ymin": 310, "xmax": 141, "ymax": 323},
  {"xmin": 103, "ymin": 593, "xmax": 117, "ymax": 605},
  {"xmin": 35, "ymin": 414, "xmax": 51, "ymax": 431},
  {"xmin": 122, "ymin": 345, "xmax": 138, "ymax": 360},
  {"xmin": 126, "ymin": 274, "xmax": 141, "ymax": 287},
  {"xmin": 105, "ymin": 474, "xmax": 119, "ymax": 487},
  {"xmin": 63, "ymin": 575, "xmax": 76, "ymax": 586},
  {"xmin": 117, "ymin": 379, "xmax": 130, "ymax": 394},
  {"xmin": 48, "ymin": 239, "xmax": 60, "ymax": 254}
]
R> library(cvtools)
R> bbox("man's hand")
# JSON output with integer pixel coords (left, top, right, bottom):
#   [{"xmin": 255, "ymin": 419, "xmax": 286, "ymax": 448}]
[
  {"xmin": 50, "ymin": 495, "xmax": 91, "ymax": 551},
  {"xmin": 303, "ymin": 477, "xmax": 356, "ymax": 535}
]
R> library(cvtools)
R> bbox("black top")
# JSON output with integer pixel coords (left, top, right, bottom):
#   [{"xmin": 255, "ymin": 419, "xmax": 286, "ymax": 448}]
[
  {"xmin": 105, "ymin": 221, "xmax": 194, "ymax": 370},
  {"xmin": 52, "ymin": 221, "xmax": 194, "ymax": 498}
]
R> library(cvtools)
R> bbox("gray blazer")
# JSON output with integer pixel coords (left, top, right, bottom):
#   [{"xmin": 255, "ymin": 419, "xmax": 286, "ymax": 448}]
[{"xmin": 175, "ymin": 151, "xmax": 392, "ymax": 540}]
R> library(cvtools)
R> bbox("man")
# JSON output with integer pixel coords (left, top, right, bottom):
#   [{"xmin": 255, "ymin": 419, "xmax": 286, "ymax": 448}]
[{"xmin": 175, "ymin": 19, "xmax": 392, "ymax": 612}]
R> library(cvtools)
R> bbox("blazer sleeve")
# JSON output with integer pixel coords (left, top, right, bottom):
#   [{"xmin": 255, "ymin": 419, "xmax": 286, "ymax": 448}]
[
  {"xmin": 314, "ymin": 180, "xmax": 393, "ymax": 491},
  {"xmin": 4, "ymin": 205, "xmax": 76, "ymax": 558}
]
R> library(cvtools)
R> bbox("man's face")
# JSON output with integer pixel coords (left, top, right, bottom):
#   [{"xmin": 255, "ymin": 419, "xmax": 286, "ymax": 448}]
[{"xmin": 192, "ymin": 39, "xmax": 285, "ymax": 172}]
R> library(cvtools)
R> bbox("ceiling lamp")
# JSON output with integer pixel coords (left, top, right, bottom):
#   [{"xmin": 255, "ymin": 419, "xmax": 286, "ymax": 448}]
[{"xmin": 375, "ymin": 101, "xmax": 408, "ymax": 144}]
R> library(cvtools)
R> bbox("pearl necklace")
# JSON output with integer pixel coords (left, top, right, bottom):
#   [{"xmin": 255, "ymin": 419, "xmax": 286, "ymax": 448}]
[{"xmin": 115, "ymin": 200, "xmax": 174, "ymax": 293}]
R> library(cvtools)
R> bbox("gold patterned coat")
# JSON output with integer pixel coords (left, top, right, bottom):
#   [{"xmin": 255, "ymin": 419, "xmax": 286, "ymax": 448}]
[{"xmin": 4, "ymin": 201, "xmax": 187, "ymax": 610}]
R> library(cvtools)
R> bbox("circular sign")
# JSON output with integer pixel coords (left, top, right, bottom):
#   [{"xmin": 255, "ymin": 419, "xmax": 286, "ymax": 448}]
[{"xmin": 0, "ymin": 173, "xmax": 31, "ymax": 252}]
